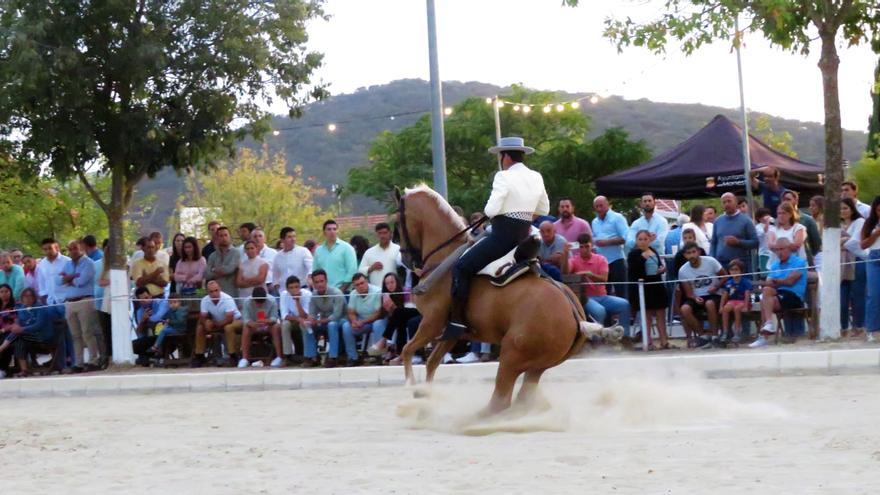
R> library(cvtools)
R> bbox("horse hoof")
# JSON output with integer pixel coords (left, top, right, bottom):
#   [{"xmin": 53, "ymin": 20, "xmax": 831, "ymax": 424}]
[{"xmin": 413, "ymin": 388, "xmax": 431, "ymax": 399}]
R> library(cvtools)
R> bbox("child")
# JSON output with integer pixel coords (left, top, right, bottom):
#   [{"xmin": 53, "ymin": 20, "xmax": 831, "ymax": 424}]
[
  {"xmin": 150, "ymin": 293, "xmax": 189, "ymax": 354},
  {"xmin": 754, "ymin": 207, "xmax": 774, "ymax": 275},
  {"xmin": 720, "ymin": 260, "xmax": 753, "ymax": 343}
]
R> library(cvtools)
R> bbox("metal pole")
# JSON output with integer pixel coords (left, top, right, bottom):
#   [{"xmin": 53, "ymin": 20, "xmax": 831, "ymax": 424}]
[
  {"xmin": 426, "ymin": 0, "xmax": 448, "ymax": 198},
  {"xmin": 493, "ymin": 95, "xmax": 502, "ymax": 171},
  {"xmin": 735, "ymin": 16, "xmax": 757, "ymax": 275},
  {"xmin": 638, "ymin": 280, "xmax": 650, "ymax": 352}
]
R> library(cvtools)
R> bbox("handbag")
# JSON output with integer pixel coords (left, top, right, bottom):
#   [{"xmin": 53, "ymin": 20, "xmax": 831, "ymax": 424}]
[{"xmin": 841, "ymin": 248, "xmax": 855, "ymax": 281}]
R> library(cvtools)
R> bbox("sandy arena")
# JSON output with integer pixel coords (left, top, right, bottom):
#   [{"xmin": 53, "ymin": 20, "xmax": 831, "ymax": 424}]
[{"xmin": 3, "ymin": 367, "xmax": 880, "ymax": 494}]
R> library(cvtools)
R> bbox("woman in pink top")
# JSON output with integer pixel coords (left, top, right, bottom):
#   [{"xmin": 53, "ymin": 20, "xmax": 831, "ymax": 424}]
[{"xmin": 173, "ymin": 237, "xmax": 206, "ymax": 295}]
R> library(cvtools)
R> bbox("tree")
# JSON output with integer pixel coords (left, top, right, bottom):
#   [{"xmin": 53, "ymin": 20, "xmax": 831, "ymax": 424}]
[
  {"xmin": 869, "ymin": 58, "xmax": 880, "ymax": 156},
  {"xmin": 347, "ymin": 86, "xmax": 647, "ymax": 215},
  {"xmin": 178, "ymin": 147, "xmax": 331, "ymax": 243},
  {"xmin": 851, "ymin": 155, "xmax": 880, "ymax": 200},
  {"xmin": 754, "ymin": 115, "xmax": 797, "ymax": 157},
  {"xmin": 566, "ymin": 0, "xmax": 880, "ymax": 340}
]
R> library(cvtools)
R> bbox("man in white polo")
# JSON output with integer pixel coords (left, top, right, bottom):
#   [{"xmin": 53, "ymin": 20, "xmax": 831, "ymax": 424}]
[
  {"xmin": 191, "ymin": 280, "xmax": 243, "ymax": 367},
  {"xmin": 358, "ymin": 222, "xmax": 400, "ymax": 287}
]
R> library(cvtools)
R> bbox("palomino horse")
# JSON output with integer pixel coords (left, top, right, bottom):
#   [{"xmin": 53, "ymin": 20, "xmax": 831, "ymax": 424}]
[{"xmin": 396, "ymin": 185, "xmax": 590, "ymax": 414}]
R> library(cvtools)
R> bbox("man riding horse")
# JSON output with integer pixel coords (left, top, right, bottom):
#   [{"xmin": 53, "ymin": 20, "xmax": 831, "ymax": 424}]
[{"xmin": 444, "ymin": 136, "xmax": 550, "ymax": 340}]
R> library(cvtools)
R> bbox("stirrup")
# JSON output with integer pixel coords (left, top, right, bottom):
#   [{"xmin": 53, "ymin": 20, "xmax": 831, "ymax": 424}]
[{"xmin": 440, "ymin": 322, "xmax": 466, "ymax": 341}]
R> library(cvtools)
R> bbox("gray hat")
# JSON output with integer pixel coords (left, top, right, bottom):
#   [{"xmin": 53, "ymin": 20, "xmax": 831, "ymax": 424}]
[{"xmin": 488, "ymin": 136, "xmax": 535, "ymax": 155}]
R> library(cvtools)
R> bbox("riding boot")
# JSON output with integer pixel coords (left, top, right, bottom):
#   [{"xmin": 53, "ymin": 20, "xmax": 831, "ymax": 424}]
[{"xmin": 441, "ymin": 296, "xmax": 467, "ymax": 341}]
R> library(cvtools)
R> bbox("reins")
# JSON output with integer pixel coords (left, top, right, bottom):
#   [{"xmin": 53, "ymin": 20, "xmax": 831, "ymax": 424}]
[{"xmin": 396, "ymin": 193, "xmax": 488, "ymax": 270}]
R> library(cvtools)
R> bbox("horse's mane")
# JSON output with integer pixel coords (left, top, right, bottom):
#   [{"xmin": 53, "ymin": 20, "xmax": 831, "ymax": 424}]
[{"xmin": 404, "ymin": 184, "xmax": 467, "ymax": 230}]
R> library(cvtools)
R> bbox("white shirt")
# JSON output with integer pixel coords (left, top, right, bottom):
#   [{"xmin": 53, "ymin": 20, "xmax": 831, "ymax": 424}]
[
  {"xmin": 200, "ymin": 291, "xmax": 241, "ymax": 321},
  {"xmin": 257, "ymin": 245, "xmax": 278, "ymax": 285},
  {"xmin": 679, "ymin": 222, "xmax": 711, "ymax": 252},
  {"xmin": 238, "ymin": 257, "xmax": 269, "ymax": 299},
  {"xmin": 856, "ymin": 200, "xmax": 871, "ymax": 218},
  {"xmin": 844, "ymin": 218, "xmax": 867, "ymax": 258},
  {"xmin": 358, "ymin": 242, "xmax": 401, "ymax": 287},
  {"xmin": 769, "ymin": 223, "xmax": 807, "ymax": 265},
  {"xmin": 280, "ymin": 288, "xmax": 312, "ymax": 319},
  {"xmin": 861, "ymin": 220, "xmax": 880, "ymax": 251},
  {"xmin": 37, "ymin": 254, "xmax": 72, "ymax": 304},
  {"xmin": 483, "ymin": 162, "xmax": 550, "ymax": 220},
  {"xmin": 272, "ymin": 245, "xmax": 313, "ymax": 287}
]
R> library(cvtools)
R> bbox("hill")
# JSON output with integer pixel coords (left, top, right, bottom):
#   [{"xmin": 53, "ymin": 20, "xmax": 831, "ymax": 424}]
[{"xmin": 133, "ymin": 79, "xmax": 868, "ymax": 232}]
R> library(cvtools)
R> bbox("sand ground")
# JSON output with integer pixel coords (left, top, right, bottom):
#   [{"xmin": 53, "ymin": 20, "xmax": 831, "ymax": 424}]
[{"xmin": 3, "ymin": 368, "xmax": 879, "ymax": 494}]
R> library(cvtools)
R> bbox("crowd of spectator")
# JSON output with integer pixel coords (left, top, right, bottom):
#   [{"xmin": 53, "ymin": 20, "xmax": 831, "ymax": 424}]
[{"xmin": 2, "ymin": 167, "xmax": 880, "ymax": 378}]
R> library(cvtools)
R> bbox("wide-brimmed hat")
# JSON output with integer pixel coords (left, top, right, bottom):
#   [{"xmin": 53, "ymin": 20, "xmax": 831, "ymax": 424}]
[{"xmin": 488, "ymin": 136, "xmax": 535, "ymax": 155}]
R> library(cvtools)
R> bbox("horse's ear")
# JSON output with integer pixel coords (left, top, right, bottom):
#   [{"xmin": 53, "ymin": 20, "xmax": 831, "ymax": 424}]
[{"xmin": 393, "ymin": 186, "xmax": 402, "ymax": 203}]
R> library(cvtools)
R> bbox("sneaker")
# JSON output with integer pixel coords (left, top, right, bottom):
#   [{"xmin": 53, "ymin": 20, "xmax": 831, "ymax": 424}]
[
  {"xmin": 868, "ymin": 333, "xmax": 877, "ymax": 343},
  {"xmin": 761, "ymin": 321, "xmax": 776, "ymax": 334},
  {"xmin": 251, "ymin": 360, "xmax": 264, "ymax": 368},
  {"xmin": 457, "ymin": 352, "xmax": 480, "ymax": 364},
  {"xmin": 270, "ymin": 356, "xmax": 284, "ymax": 368},
  {"xmin": 323, "ymin": 358, "xmax": 337, "ymax": 368},
  {"xmin": 237, "ymin": 358, "xmax": 249, "ymax": 368},
  {"xmin": 367, "ymin": 340, "xmax": 387, "ymax": 357},
  {"xmin": 748, "ymin": 336, "xmax": 768, "ymax": 348},
  {"xmin": 411, "ymin": 355, "xmax": 424, "ymax": 365},
  {"xmin": 442, "ymin": 353, "xmax": 455, "ymax": 364}
]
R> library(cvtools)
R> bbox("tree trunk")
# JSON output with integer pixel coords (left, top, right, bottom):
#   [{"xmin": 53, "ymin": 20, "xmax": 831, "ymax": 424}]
[
  {"xmin": 818, "ymin": 32, "xmax": 842, "ymax": 340},
  {"xmin": 108, "ymin": 166, "xmax": 134, "ymax": 363}
]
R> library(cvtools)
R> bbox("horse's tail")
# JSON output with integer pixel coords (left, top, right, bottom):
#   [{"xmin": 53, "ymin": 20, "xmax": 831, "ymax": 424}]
[{"xmin": 546, "ymin": 278, "xmax": 590, "ymax": 360}]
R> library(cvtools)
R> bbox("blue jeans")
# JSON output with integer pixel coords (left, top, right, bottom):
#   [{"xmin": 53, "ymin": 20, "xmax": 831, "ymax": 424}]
[
  {"xmin": 308, "ymin": 321, "xmax": 341, "ymax": 359},
  {"xmin": 341, "ymin": 318, "xmax": 387, "ymax": 360},
  {"xmin": 841, "ymin": 259, "xmax": 867, "ymax": 329},
  {"xmin": 586, "ymin": 295, "xmax": 631, "ymax": 336},
  {"xmin": 154, "ymin": 326, "xmax": 186, "ymax": 349},
  {"xmin": 866, "ymin": 250, "xmax": 880, "ymax": 332}
]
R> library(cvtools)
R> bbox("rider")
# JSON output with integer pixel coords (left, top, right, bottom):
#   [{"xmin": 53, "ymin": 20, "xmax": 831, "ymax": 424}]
[{"xmin": 444, "ymin": 137, "xmax": 550, "ymax": 340}]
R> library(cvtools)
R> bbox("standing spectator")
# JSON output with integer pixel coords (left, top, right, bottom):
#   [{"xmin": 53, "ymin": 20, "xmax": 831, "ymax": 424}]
[
  {"xmin": 280, "ymin": 275, "xmax": 313, "ymax": 367},
  {"xmin": 368, "ymin": 273, "xmax": 421, "ymax": 360},
  {"xmin": 782, "ymin": 190, "xmax": 820, "ymax": 263},
  {"xmin": 809, "ymin": 196, "xmax": 825, "ymax": 234},
  {"xmin": 768, "ymin": 203, "xmax": 807, "ymax": 267},
  {"xmin": 842, "ymin": 180, "xmax": 871, "ymax": 218},
  {"xmin": 665, "ymin": 214, "xmax": 689, "ymax": 256},
  {"xmin": 82, "ymin": 235, "xmax": 104, "ymax": 261},
  {"xmin": 133, "ymin": 286, "xmax": 170, "ymax": 338},
  {"xmin": 272, "ymin": 227, "xmax": 313, "ymax": 292},
  {"xmin": 751, "ymin": 166, "xmax": 787, "ymax": 218},
  {"xmin": 201, "ymin": 220, "xmax": 222, "ymax": 260},
  {"xmin": 307, "ymin": 269, "xmax": 345, "ymax": 368},
  {"xmin": 94, "ymin": 239, "xmax": 112, "ymax": 357},
  {"xmin": 37, "ymin": 238, "xmax": 71, "ymax": 305},
  {"xmin": 860, "ymin": 196, "xmax": 880, "ymax": 342},
  {"xmin": 341, "ymin": 273, "xmax": 385, "ymax": 366},
  {"xmin": 737, "ymin": 197, "xmax": 752, "ymax": 216},
  {"xmin": 9, "ymin": 249, "xmax": 23, "ymax": 266},
  {"xmin": 251, "ymin": 229, "xmax": 277, "ymax": 289},
  {"xmin": 680, "ymin": 205, "xmax": 711, "ymax": 252},
  {"xmin": 314, "ymin": 220, "xmax": 358, "ymax": 292},
  {"xmin": 128, "ymin": 236, "xmax": 147, "ymax": 265},
  {"xmin": 569, "ymin": 233, "xmax": 631, "ymax": 337},
  {"xmin": 358, "ymin": 222, "xmax": 400, "ymax": 287},
  {"xmin": 60, "ymin": 239, "xmax": 101, "ymax": 369},
  {"xmin": 677, "ymin": 242, "xmax": 725, "ymax": 347},
  {"xmin": 303, "ymin": 239, "xmax": 317, "ymax": 255},
  {"xmin": 752, "ymin": 238, "xmax": 808, "ymax": 347},
  {"xmin": 0, "ymin": 252, "xmax": 25, "ymax": 299},
  {"xmin": 626, "ymin": 193, "xmax": 669, "ymax": 255},
  {"xmin": 591, "ymin": 196, "xmax": 629, "ymax": 296},
  {"xmin": 236, "ymin": 241, "xmax": 269, "ymax": 299},
  {"xmin": 168, "ymin": 232, "xmax": 186, "ymax": 293},
  {"xmin": 238, "ymin": 286, "xmax": 283, "ymax": 368},
  {"xmin": 131, "ymin": 239, "xmax": 170, "ymax": 298},
  {"xmin": 21, "ymin": 255, "xmax": 38, "ymax": 291},
  {"xmin": 710, "ymin": 192, "xmax": 758, "ymax": 268},
  {"xmin": 627, "ymin": 230, "xmax": 669, "ymax": 349},
  {"xmin": 191, "ymin": 280, "xmax": 243, "ymax": 367},
  {"xmin": 349, "ymin": 235, "xmax": 371, "ymax": 265},
  {"xmin": 537, "ymin": 220, "xmax": 567, "ymax": 280},
  {"xmin": 205, "ymin": 226, "xmax": 241, "ymax": 298},
  {"xmin": 553, "ymin": 197, "xmax": 592, "ymax": 243},
  {"xmin": 754, "ymin": 207, "xmax": 774, "ymax": 272},
  {"xmin": 840, "ymin": 198, "xmax": 866, "ymax": 334},
  {"xmin": 149, "ymin": 231, "xmax": 171, "ymax": 266},
  {"xmin": 236, "ymin": 222, "xmax": 257, "ymax": 254},
  {"xmin": 704, "ymin": 206, "xmax": 717, "ymax": 225},
  {"xmin": 719, "ymin": 260, "xmax": 753, "ymax": 343},
  {"xmin": 173, "ymin": 237, "xmax": 206, "ymax": 296}
]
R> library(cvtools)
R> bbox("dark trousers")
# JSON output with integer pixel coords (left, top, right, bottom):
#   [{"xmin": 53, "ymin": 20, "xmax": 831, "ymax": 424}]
[
  {"xmin": 607, "ymin": 258, "xmax": 627, "ymax": 299},
  {"xmin": 382, "ymin": 307, "xmax": 421, "ymax": 350},
  {"xmin": 452, "ymin": 216, "xmax": 532, "ymax": 304}
]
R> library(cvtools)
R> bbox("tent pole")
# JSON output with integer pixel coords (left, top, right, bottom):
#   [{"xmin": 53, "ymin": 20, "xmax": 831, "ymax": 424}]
[{"xmin": 735, "ymin": 16, "xmax": 757, "ymax": 273}]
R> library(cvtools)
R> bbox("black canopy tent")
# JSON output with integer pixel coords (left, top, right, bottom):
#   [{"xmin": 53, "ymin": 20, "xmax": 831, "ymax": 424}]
[{"xmin": 595, "ymin": 115, "xmax": 825, "ymax": 199}]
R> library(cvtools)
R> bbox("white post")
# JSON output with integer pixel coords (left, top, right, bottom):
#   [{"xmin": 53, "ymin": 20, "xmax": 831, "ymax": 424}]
[
  {"xmin": 638, "ymin": 279, "xmax": 650, "ymax": 352},
  {"xmin": 819, "ymin": 228, "xmax": 841, "ymax": 340},
  {"xmin": 109, "ymin": 269, "xmax": 134, "ymax": 363}
]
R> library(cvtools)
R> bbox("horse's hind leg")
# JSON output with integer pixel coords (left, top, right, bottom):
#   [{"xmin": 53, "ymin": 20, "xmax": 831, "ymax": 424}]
[
  {"xmin": 425, "ymin": 338, "xmax": 457, "ymax": 383},
  {"xmin": 484, "ymin": 358, "xmax": 521, "ymax": 416},
  {"xmin": 514, "ymin": 369, "xmax": 546, "ymax": 408}
]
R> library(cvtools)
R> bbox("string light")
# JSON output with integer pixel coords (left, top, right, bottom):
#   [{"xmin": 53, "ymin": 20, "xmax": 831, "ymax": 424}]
[
  {"xmin": 570, "ymin": 101, "xmax": 580, "ymax": 109},
  {"xmin": 555, "ymin": 104, "xmax": 565, "ymax": 112},
  {"xmin": 513, "ymin": 105, "xmax": 521, "ymax": 112},
  {"xmin": 272, "ymin": 130, "xmax": 280, "ymax": 136},
  {"xmin": 521, "ymin": 105, "xmax": 531, "ymax": 114},
  {"xmin": 543, "ymin": 105, "xmax": 552, "ymax": 113},
  {"xmin": 327, "ymin": 123, "xmax": 337, "ymax": 132},
  {"xmin": 485, "ymin": 97, "xmax": 493, "ymax": 105},
  {"xmin": 495, "ymin": 100, "xmax": 504, "ymax": 109},
  {"xmin": 443, "ymin": 107, "xmax": 453, "ymax": 116},
  {"xmin": 590, "ymin": 95, "xmax": 600, "ymax": 104}
]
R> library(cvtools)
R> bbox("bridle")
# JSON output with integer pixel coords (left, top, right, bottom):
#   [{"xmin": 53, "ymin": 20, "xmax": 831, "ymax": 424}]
[{"xmin": 393, "ymin": 193, "xmax": 488, "ymax": 271}]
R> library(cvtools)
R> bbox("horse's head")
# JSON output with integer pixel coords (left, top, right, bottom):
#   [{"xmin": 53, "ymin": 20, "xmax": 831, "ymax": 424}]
[{"xmin": 393, "ymin": 186, "xmax": 423, "ymax": 271}]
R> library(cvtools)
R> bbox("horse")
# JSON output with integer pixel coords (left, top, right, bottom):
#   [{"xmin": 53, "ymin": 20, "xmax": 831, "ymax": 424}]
[{"xmin": 395, "ymin": 185, "xmax": 593, "ymax": 415}]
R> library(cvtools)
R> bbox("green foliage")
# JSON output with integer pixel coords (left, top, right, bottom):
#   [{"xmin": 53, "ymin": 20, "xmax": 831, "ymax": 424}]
[
  {"xmin": 178, "ymin": 148, "xmax": 332, "ymax": 243},
  {"xmin": 869, "ymin": 59, "xmax": 880, "ymax": 156},
  {"xmin": 851, "ymin": 154, "xmax": 880, "ymax": 201},
  {"xmin": 0, "ymin": 0, "xmax": 327, "ymax": 265},
  {"xmin": 754, "ymin": 115, "xmax": 797, "ymax": 157}
]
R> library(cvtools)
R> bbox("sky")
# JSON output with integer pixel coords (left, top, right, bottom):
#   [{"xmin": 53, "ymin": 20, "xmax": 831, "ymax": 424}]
[{"xmin": 295, "ymin": 0, "xmax": 878, "ymax": 131}]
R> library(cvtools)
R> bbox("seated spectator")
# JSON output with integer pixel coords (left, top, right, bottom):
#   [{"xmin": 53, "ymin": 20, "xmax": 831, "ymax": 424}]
[
  {"xmin": 671, "ymin": 229, "xmax": 705, "ymax": 279},
  {"xmin": 368, "ymin": 273, "xmax": 420, "ymax": 360},
  {"xmin": 173, "ymin": 237, "xmax": 206, "ymax": 295},
  {"xmin": 238, "ymin": 286, "xmax": 283, "ymax": 368},
  {"xmin": 133, "ymin": 286, "xmax": 170, "ymax": 339},
  {"xmin": 205, "ymin": 226, "xmax": 241, "ymax": 298},
  {"xmin": 678, "ymin": 242, "xmax": 725, "ymax": 348},
  {"xmin": 358, "ymin": 223, "xmax": 400, "ymax": 287},
  {"xmin": 191, "ymin": 280, "xmax": 243, "ymax": 367},
  {"xmin": 752, "ymin": 238, "xmax": 808, "ymax": 348},
  {"xmin": 719, "ymin": 260, "xmax": 753, "ymax": 343},
  {"xmin": 148, "ymin": 293, "xmax": 190, "ymax": 355},
  {"xmin": 568, "ymin": 233, "xmax": 631, "ymax": 337},
  {"xmin": 307, "ymin": 269, "xmax": 345, "ymax": 368},
  {"xmin": 627, "ymin": 229, "xmax": 669, "ymax": 349},
  {"xmin": 236, "ymin": 240, "xmax": 269, "ymax": 299},
  {"xmin": 0, "ymin": 252, "xmax": 25, "ymax": 299},
  {"xmin": 341, "ymin": 273, "xmax": 385, "ymax": 366},
  {"xmin": 0, "ymin": 284, "xmax": 16, "ymax": 374},
  {"xmin": 280, "ymin": 275, "xmax": 314, "ymax": 367},
  {"xmin": 554, "ymin": 197, "xmax": 592, "ymax": 243},
  {"xmin": 0, "ymin": 288, "xmax": 57, "ymax": 377},
  {"xmin": 538, "ymin": 220, "xmax": 567, "ymax": 280},
  {"xmin": 131, "ymin": 238, "xmax": 170, "ymax": 298}
]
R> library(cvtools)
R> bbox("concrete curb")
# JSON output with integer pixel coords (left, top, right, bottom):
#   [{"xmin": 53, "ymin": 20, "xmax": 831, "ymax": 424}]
[{"xmin": 2, "ymin": 348, "xmax": 878, "ymax": 399}]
